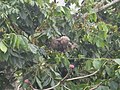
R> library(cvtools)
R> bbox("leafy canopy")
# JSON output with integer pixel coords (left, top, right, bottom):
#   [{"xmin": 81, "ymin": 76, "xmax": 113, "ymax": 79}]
[{"xmin": 0, "ymin": 0, "xmax": 120, "ymax": 90}]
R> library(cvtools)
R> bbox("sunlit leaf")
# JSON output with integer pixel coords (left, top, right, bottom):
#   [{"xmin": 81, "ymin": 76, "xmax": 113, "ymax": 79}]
[
  {"xmin": 35, "ymin": 76, "xmax": 43, "ymax": 89},
  {"xmin": 28, "ymin": 44, "xmax": 38, "ymax": 54},
  {"xmin": 113, "ymin": 59, "xmax": 120, "ymax": 65},
  {"xmin": 0, "ymin": 41, "xmax": 7, "ymax": 53},
  {"xmin": 93, "ymin": 60, "xmax": 102, "ymax": 69}
]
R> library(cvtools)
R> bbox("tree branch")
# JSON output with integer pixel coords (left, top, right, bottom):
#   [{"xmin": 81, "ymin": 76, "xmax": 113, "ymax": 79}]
[
  {"xmin": 82, "ymin": 0, "xmax": 120, "ymax": 18},
  {"xmin": 43, "ymin": 69, "xmax": 99, "ymax": 90},
  {"xmin": 95, "ymin": 0, "xmax": 120, "ymax": 12},
  {"xmin": 66, "ymin": 69, "xmax": 99, "ymax": 81}
]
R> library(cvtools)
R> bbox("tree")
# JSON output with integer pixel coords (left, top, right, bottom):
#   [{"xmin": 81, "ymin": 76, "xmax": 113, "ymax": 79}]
[{"xmin": 0, "ymin": 0, "xmax": 120, "ymax": 90}]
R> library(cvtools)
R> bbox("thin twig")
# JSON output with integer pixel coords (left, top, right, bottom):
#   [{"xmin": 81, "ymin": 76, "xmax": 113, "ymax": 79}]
[
  {"xmin": 63, "ymin": 85, "xmax": 71, "ymax": 90},
  {"xmin": 43, "ymin": 82, "xmax": 60, "ymax": 90},
  {"xmin": 43, "ymin": 73, "xmax": 69, "ymax": 90},
  {"xmin": 90, "ymin": 82, "xmax": 103, "ymax": 90},
  {"xmin": 17, "ymin": 84, "xmax": 21, "ymax": 90},
  {"xmin": 66, "ymin": 69, "xmax": 99, "ymax": 81},
  {"xmin": 68, "ymin": 57, "xmax": 112, "ymax": 60}
]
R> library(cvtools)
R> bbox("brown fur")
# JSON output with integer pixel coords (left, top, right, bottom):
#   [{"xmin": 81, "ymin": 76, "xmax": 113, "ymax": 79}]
[{"xmin": 50, "ymin": 36, "xmax": 77, "ymax": 52}]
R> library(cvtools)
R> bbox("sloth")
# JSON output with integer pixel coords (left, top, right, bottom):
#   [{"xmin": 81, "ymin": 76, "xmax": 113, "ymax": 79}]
[{"xmin": 50, "ymin": 36, "xmax": 77, "ymax": 52}]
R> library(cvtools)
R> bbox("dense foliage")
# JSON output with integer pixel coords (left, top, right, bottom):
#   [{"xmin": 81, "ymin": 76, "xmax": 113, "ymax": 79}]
[{"xmin": 0, "ymin": 0, "xmax": 120, "ymax": 90}]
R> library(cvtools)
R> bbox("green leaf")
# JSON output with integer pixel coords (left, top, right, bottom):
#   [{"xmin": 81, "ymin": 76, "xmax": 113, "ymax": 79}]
[
  {"xmin": 96, "ymin": 86, "xmax": 110, "ymax": 90},
  {"xmin": 43, "ymin": 77, "xmax": 51, "ymax": 87},
  {"xmin": 108, "ymin": 81, "xmax": 118, "ymax": 90},
  {"xmin": 36, "ymin": 0, "xmax": 43, "ymax": 6},
  {"xmin": 85, "ymin": 60, "xmax": 92, "ymax": 70},
  {"xmin": 9, "ymin": 56, "xmax": 25, "ymax": 68},
  {"xmin": 63, "ymin": 7, "xmax": 71, "ymax": 19},
  {"xmin": 10, "ymin": 33, "xmax": 15, "ymax": 46},
  {"xmin": 113, "ymin": 59, "xmax": 120, "ymax": 65},
  {"xmin": 50, "ymin": 67, "xmax": 61, "ymax": 79},
  {"xmin": 16, "ymin": 36, "xmax": 20, "ymax": 49},
  {"xmin": 12, "ymin": 34, "xmax": 18, "ymax": 48},
  {"xmin": 62, "ymin": 57, "xmax": 70, "ymax": 68},
  {"xmin": 20, "ymin": 0, "xmax": 24, "ymax": 3},
  {"xmin": 9, "ymin": 33, "xmax": 18, "ymax": 48},
  {"xmin": 96, "ymin": 39, "xmax": 105, "ymax": 48},
  {"xmin": 105, "ymin": 66, "xmax": 114, "ymax": 76},
  {"xmin": 30, "ymin": 1, "xmax": 35, "ymax": 6},
  {"xmin": 20, "ymin": 10, "xmax": 27, "ymax": 20},
  {"xmin": 50, "ymin": 80, "xmax": 55, "ymax": 88},
  {"xmin": 98, "ymin": 31, "xmax": 107, "ymax": 39},
  {"xmin": 52, "ymin": 24, "xmax": 61, "ymax": 35},
  {"xmin": 16, "ymin": 35, "xmax": 29, "ymax": 50},
  {"xmin": 0, "ymin": 41, "xmax": 7, "ymax": 53},
  {"xmin": 89, "ymin": 13, "xmax": 97, "ymax": 22},
  {"xmin": 60, "ymin": 6, "xmax": 65, "ymax": 13},
  {"xmin": 0, "ymin": 51, "xmax": 9, "ymax": 61},
  {"xmin": 28, "ymin": 44, "xmax": 38, "ymax": 54},
  {"xmin": 97, "ymin": 22, "xmax": 108, "ymax": 33},
  {"xmin": 35, "ymin": 76, "xmax": 43, "ymax": 89},
  {"xmin": 93, "ymin": 60, "xmax": 102, "ymax": 69}
]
